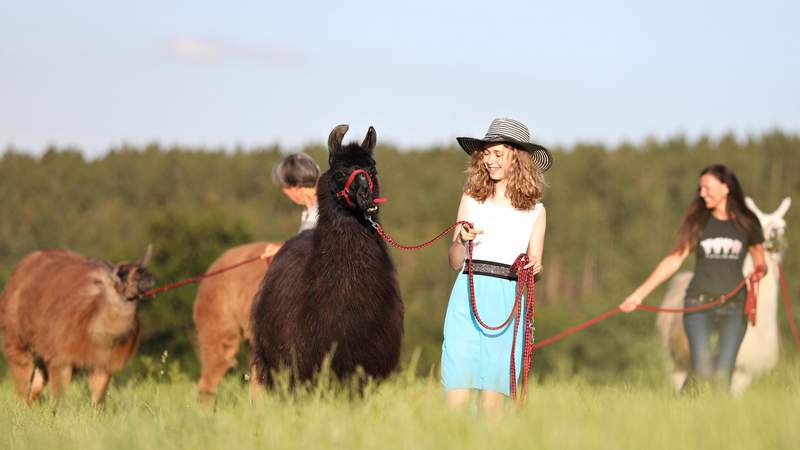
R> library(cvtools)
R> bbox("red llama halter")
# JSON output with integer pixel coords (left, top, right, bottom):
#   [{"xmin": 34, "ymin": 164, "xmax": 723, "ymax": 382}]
[{"xmin": 335, "ymin": 169, "xmax": 387, "ymax": 207}]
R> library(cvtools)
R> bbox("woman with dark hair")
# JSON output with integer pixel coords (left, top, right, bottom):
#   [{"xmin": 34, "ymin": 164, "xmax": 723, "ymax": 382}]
[{"xmin": 620, "ymin": 164, "xmax": 766, "ymax": 389}]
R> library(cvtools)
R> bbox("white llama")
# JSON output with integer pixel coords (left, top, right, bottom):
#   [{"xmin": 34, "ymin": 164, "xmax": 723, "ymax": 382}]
[{"xmin": 656, "ymin": 196, "xmax": 791, "ymax": 394}]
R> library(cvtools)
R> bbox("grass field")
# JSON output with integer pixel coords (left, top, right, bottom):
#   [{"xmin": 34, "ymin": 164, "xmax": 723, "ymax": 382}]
[{"xmin": 2, "ymin": 359, "xmax": 798, "ymax": 450}]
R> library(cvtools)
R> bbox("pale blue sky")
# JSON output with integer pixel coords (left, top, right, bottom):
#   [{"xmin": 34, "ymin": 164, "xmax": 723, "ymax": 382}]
[{"xmin": 1, "ymin": 1, "xmax": 798, "ymax": 156}]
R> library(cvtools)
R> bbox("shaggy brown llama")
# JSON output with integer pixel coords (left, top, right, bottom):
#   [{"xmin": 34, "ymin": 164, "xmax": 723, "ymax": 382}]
[{"xmin": 0, "ymin": 246, "xmax": 153, "ymax": 406}]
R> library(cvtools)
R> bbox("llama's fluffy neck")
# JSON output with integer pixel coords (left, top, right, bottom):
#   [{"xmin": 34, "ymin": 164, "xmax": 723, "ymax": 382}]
[
  {"xmin": 316, "ymin": 191, "xmax": 381, "ymax": 250},
  {"xmin": 87, "ymin": 273, "xmax": 138, "ymax": 344},
  {"xmin": 312, "ymin": 172, "xmax": 391, "ymax": 274}
]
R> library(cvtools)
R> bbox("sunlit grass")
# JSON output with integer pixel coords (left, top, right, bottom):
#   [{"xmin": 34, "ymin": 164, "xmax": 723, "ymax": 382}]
[{"xmin": 2, "ymin": 360, "xmax": 798, "ymax": 450}]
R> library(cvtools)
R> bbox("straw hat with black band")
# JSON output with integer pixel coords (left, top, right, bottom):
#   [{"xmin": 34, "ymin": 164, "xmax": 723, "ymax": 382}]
[{"xmin": 456, "ymin": 118, "xmax": 553, "ymax": 172}]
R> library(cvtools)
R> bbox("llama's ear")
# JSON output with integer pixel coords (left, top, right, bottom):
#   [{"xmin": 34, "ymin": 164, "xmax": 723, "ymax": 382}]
[
  {"xmin": 328, "ymin": 124, "xmax": 349, "ymax": 155},
  {"xmin": 361, "ymin": 126, "xmax": 376, "ymax": 154},
  {"xmin": 744, "ymin": 196, "xmax": 763, "ymax": 217},
  {"xmin": 775, "ymin": 197, "xmax": 792, "ymax": 218},
  {"xmin": 139, "ymin": 243, "xmax": 152, "ymax": 267}
]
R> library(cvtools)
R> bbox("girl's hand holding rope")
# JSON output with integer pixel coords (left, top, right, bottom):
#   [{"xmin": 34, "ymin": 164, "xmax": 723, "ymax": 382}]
[
  {"xmin": 523, "ymin": 256, "xmax": 542, "ymax": 274},
  {"xmin": 620, "ymin": 291, "xmax": 645, "ymax": 313},
  {"xmin": 458, "ymin": 223, "xmax": 483, "ymax": 244}
]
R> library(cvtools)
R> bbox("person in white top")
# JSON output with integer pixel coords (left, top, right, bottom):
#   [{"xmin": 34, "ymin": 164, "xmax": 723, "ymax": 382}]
[
  {"xmin": 260, "ymin": 153, "xmax": 321, "ymax": 260},
  {"xmin": 442, "ymin": 118, "xmax": 552, "ymax": 415}
]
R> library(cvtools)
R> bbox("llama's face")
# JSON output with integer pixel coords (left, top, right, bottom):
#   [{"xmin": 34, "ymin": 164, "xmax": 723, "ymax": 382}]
[
  {"xmin": 745, "ymin": 197, "xmax": 791, "ymax": 259},
  {"xmin": 331, "ymin": 157, "xmax": 381, "ymax": 216},
  {"xmin": 114, "ymin": 264, "xmax": 155, "ymax": 300},
  {"xmin": 114, "ymin": 245, "xmax": 155, "ymax": 301},
  {"xmin": 328, "ymin": 124, "xmax": 383, "ymax": 217}
]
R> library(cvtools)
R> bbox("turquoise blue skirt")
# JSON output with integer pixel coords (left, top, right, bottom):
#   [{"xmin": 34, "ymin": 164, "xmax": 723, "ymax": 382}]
[{"xmin": 441, "ymin": 272, "xmax": 525, "ymax": 396}]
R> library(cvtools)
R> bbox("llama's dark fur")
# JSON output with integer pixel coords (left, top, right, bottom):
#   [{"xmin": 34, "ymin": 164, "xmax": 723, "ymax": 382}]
[{"xmin": 251, "ymin": 125, "xmax": 403, "ymax": 386}]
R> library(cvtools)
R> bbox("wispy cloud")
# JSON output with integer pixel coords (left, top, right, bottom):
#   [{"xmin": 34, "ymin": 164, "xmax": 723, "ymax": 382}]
[
  {"xmin": 171, "ymin": 37, "xmax": 224, "ymax": 62},
  {"xmin": 169, "ymin": 37, "xmax": 304, "ymax": 66}
]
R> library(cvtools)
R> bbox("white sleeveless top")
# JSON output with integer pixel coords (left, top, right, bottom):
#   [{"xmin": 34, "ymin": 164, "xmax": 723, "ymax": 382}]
[{"xmin": 463, "ymin": 195, "xmax": 543, "ymax": 266}]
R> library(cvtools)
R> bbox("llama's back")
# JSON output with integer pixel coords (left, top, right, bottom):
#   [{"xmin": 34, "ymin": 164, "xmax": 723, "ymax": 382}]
[
  {"xmin": 1, "ymin": 250, "xmax": 89, "ymax": 335},
  {"xmin": 193, "ymin": 241, "xmax": 276, "ymax": 342},
  {"xmin": 251, "ymin": 231, "xmax": 316, "ymax": 382}
]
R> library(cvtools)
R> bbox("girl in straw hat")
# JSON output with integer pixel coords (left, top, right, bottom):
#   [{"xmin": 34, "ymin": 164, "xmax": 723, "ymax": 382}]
[{"xmin": 442, "ymin": 118, "xmax": 552, "ymax": 413}]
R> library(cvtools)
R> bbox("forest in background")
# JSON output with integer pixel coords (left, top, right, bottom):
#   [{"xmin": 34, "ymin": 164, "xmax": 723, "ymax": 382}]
[{"xmin": 1, "ymin": 130, "xmax": 798, "ymax": 384}]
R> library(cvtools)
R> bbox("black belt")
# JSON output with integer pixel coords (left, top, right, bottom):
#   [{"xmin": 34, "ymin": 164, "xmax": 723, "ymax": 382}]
[
  {"xmin": 685, "ymin": 293, "xmax": 745, "ymax": 315},
  {"xmin": 462, "ymin": 259, "xmax": 517, "ymax": 281}
]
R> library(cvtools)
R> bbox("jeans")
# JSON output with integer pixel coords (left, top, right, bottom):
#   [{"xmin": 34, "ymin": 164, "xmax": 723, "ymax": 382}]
[{"xmin": 682, "ymin": 295, "xmax": 747, "ymax": 388}]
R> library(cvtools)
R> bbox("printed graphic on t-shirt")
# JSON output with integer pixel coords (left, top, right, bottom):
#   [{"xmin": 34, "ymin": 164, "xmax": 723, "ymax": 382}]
[{"xmin": 698, "ymin": 237, "xmax": 743, "ymax": 260}]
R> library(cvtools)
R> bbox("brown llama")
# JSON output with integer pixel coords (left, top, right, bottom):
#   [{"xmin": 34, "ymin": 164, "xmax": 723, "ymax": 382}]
[
  {"xmin": 192, "ymin": 241, "xmax": 280, "ymax": 401},
  {"xmin": 0, "ymin": 246, "xmax": 154, "ymax": 407},
  {"xmin": 251, "ymin": 124, "xmax": 403, "ymax": 387}
]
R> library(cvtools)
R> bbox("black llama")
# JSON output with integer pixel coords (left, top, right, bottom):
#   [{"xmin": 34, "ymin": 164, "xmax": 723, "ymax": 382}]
[{"xmin": 251, "ymin": 124, "xmax": 403, "ymax": 386}]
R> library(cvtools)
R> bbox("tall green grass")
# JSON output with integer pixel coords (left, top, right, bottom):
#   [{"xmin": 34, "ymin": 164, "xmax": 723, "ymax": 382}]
[{"xmin": 2, "ymin": 358, "xmax": 798, "ymax": 450}]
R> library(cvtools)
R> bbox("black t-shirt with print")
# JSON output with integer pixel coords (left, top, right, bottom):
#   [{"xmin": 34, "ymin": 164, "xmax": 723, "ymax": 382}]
[{"xmin": 686, "ymin": 216, "xmax": 763, "ymax": 300}]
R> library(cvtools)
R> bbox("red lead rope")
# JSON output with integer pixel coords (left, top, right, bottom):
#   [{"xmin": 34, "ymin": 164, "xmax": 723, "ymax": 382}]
[
  {"xmin": 143, "ymin": 255, "xmax": 266, "ymax": 298},
  {"xmin": 779, "ymin": 264, "xmax": 800, "ymax": 348}
]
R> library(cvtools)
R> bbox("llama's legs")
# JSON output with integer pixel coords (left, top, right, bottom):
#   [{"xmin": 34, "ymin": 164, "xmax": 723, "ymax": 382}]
[
  {"xmin": 248, "ymin": 360, "xmax": 264, "ymax": 401},
  {"xmin": 48, "ymin": 364, "xmax": 72, "ymax": 405},
  {"xmin": 197, "ymin": 322, "xmax": 241, "ymax": 403},
  {"xmin": 730, "ymin": 369, "xmax": 753, "ymax": 397},
  {"xmin": 88, "ymin": 369, "xmax": 111, "ymax": 408},
  {"xmin": 671, "ymin": 370, "xmax": 689, "ymax": 392},
  {"xmin": 2, "ymin": 335, "xmax": 35, "ymax": 400},
  {"xmin": 29, "ymin": 366, "xmax": 47, "ymax": 403}
]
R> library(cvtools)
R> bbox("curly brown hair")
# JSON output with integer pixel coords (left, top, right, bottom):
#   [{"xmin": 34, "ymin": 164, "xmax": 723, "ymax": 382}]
[{"xmin": 464, "ymin": 144, "xmax": 545, "ymax": 210}]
